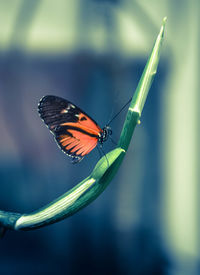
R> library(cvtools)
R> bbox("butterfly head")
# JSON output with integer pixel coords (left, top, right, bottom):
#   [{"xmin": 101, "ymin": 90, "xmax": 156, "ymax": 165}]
[{"xmin": 99, "ymin": 125, "xmax": 112, "ymax": 144}]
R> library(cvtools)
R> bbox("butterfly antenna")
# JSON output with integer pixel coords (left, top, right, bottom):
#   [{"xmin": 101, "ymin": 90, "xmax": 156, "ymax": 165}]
[
  {"xmin": 106, "ymin": 107, "xmax": 114, "ymax": 127},
  {"xmin": 107, "ymin": 97, "xmax": 132, "ymax": 125}
]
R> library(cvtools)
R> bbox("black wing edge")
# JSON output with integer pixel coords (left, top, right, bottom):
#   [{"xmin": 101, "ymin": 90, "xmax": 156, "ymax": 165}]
[
  {"xmin": 38, "ymin": 94, "xmax": 100, "ymax": 129},
  {"xmin": 38, "ymin": 95, "xmax": 79, "ymax": 133}
]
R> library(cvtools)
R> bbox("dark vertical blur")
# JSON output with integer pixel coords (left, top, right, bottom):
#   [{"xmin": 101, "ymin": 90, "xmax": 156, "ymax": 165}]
[{"xmin": 0, "ymin": 1, "xmax": 199, "ymax": 275}]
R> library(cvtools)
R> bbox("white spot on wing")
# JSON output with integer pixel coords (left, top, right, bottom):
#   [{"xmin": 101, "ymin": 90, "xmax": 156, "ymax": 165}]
[{"xmin": 66, "ymin": 104, "xmax": 75, "ymax": 110}]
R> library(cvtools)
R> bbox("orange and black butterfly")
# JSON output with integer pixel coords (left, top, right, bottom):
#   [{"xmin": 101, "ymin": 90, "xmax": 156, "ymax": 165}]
[{"xmin": 38, "ymin": 95, "xmax": 112, "ymax": 163}]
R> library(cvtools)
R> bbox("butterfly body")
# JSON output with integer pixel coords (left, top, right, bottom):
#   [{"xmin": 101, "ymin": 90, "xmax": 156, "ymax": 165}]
[
  {"xmin": 38, "ymin": 95, "xmax": 112, "ymax": 163},
  {"xmin": 99, "ymin": 125, "xmax": 112, "ymax": 144}
]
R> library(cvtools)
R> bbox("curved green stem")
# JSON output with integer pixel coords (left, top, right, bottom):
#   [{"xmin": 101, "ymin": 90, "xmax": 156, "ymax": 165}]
[{"xmin": 0, "ymin": 18, "xmax": 166, "ymax": 233}]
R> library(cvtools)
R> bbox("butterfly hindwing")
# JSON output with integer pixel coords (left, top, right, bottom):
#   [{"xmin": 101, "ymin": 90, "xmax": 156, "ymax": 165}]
[{"xmin": 38, "ymin": 95, "xmax": 102, "ymax": 162}]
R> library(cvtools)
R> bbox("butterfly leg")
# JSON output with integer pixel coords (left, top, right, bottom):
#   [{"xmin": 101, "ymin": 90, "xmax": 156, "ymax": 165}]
[
  {"xmin": 109, "ymin": 136, "xmax": 117, "ymax": 145},
  {"xmin": 99, "ymin": 146, "xmax": 109, "ymax": 168},
  {"xmin": 96, "ymin": 145, "xmax": 103, "ymax": 159}
]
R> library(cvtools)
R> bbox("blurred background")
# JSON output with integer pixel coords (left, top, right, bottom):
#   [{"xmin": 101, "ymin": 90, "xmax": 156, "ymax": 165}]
[{"xmin": 0, "ymin": 0, "xmax": 199, "ymax": 274}]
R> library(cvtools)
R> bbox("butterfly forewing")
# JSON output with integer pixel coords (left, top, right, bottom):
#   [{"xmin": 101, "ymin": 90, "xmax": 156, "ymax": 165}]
[{"xmin": 38, "ymin": 95, "xmax": 102, "ymax": 162}]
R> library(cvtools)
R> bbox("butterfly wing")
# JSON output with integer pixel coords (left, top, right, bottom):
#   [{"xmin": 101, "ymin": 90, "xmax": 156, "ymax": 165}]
[{"xmin": 38, "ymin": 95, "xmax": 102, "ymax": 162}]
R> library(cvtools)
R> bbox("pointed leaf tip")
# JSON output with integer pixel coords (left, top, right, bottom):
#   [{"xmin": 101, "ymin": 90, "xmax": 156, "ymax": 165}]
[
  {"xmin": 159, "ymin": 17, "xmax": 167, "ymax": 38},
  {"xmin": 163, "ymin": 17, "xmax": 167, "ymax": 24}
]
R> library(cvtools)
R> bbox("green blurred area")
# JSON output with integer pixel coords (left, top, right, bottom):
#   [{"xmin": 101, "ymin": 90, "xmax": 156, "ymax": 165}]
[{"xmin": 0, "ymin": 0, "xmax": 162, "ymax": 56}]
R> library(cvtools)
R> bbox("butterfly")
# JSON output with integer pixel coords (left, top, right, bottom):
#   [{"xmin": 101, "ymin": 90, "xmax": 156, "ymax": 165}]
[{"xmin": 38, "ymin": 95, "xmax": 112, "ymax": 163}]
